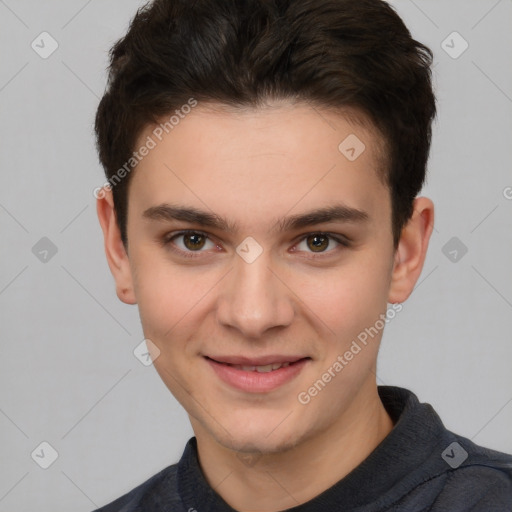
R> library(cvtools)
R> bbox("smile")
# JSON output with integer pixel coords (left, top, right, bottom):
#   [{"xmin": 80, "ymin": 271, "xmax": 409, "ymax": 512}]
[{"xmin": 204, "ymin": 356, "xmax": 311, "ymax": 393}]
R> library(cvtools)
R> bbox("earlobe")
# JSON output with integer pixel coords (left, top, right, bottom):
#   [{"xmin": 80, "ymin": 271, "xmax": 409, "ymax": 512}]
[
  {"xmin": 388, "ymin": 197, "xmax": 434, "ymax": 304},
  {"xmin": 96, "ymin": 187, "xmax": 137, "ymax": 305}
]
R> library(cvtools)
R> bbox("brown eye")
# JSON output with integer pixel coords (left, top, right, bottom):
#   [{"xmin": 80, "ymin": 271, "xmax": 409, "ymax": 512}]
[
  {"xmin": 294, "ymin": 232, "xmax": 349, "ymax": 258},
  {"xmin": 183, "ymin": 232, "xmax": 207, "ymax": 251},
  {"xmin": 163, "ymin": 230, "xmax": 216, "ymax": 257},
  {"xmin": 306, "ymin": 234, "xmax": 330, "ymax": 252}
]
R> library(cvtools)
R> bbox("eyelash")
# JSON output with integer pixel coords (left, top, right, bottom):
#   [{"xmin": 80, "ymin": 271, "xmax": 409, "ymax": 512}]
[{"xmin": 160, "ymin": 230, "xmax": 351, "ymax": 260}]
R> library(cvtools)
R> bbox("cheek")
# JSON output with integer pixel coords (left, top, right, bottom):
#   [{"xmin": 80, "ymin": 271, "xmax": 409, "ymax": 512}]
[
  {"xmin": 129, "ymin": 249, "xmax": 188, "ymax": 339},
  {"xmin": 130, "ymin": 249, "xmax": 220, "ymax": 352},
  {"xmin": 300, "ymin": 253, "xmax": 392, "ymax": 342}
]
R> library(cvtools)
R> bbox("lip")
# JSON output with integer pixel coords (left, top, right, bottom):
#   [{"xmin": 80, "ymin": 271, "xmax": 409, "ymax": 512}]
[
  {"xmin": 206, "ymin": 355, "xmax": 307, "ymax": 366},
  {"xmin": 205, "ymin": 356, "xmax": 311, "ymax": 393}
]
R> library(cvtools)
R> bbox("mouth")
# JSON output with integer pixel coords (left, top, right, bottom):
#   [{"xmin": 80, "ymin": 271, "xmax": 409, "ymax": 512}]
[
  {"xmin": 205, "ymin": 356, "xmax": 309, "ymax": 372},
  {"xmin": 204, "ymin": 355, "xmax": 312, "ymax": 393}
]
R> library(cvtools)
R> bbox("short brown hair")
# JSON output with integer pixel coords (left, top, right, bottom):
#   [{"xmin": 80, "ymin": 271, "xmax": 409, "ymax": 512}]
[{"xmin": 95, "ymin": 0, "xmax": 436, "ymax": 250}]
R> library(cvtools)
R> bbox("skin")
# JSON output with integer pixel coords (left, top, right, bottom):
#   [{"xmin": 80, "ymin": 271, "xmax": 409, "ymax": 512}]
[{"xmin": 97, "ymin": 100, "xmax": 434, "ymax": 511}]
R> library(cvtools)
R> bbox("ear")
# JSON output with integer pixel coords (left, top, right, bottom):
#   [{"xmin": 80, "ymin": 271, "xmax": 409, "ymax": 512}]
[
  {"xmin": 96, "ymin": 187, "xmax": 137, "ymax": 305},
  {"xmin": 388, "ymin": 196, "xmax": 434, "ymax": 304}
]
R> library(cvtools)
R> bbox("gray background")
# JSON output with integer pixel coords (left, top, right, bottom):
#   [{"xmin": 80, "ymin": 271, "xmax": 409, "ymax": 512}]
[{"xmin": 0, "ymin": 0, "xmax": 511, "ymax": 510}]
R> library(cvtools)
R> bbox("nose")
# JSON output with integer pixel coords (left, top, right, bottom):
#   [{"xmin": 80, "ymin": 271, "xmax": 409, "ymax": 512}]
[{"xmin": 215, "ymin": 249, "xmax": 295, "ymax": 339}]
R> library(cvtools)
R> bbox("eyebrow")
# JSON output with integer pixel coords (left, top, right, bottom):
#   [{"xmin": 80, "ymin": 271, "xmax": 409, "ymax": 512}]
[{"xmin": 142, "ymin": 202, "xmax": 369, "ymax": 234}]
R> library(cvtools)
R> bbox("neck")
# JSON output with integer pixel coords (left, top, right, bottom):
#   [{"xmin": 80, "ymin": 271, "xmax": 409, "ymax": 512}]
[{"xmin": 192, "ymin": 382, "xmax": 395, "ymax": 511}]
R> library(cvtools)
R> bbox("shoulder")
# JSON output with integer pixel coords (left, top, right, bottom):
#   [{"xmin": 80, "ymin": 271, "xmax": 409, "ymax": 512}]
[
  {"xmin": 91, "ymin": 463, "xmax": 184, "ymax": 512},
  {"xmin": 405, "ymin": 435, "xmax": 512, "ymax": 511}
]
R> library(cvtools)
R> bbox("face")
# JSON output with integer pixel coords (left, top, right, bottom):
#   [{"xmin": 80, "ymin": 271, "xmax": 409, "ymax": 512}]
[{"xmin": 104, "ymin": 101, "xmax": 418, "ymax": 454}]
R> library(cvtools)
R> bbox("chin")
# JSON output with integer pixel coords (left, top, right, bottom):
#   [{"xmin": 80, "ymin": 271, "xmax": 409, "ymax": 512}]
[
  {"xmin": 210, "ymin": 416, "xmax": 307, "ymax": 456},
  {"xmin": 226, "ymin": 434, "xmax": 300, "ymax": 456}
]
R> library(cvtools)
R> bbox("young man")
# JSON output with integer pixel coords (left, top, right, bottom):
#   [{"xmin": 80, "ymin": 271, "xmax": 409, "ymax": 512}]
[{"xmin": 93, "ymin": 0, "xmax": 512, "ymax": 510}]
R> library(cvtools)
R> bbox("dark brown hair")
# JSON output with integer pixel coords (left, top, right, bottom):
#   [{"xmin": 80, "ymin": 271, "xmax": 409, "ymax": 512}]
[{"xmin": 95, "ymin": 0, "xmax": 436, "ymax": 250}]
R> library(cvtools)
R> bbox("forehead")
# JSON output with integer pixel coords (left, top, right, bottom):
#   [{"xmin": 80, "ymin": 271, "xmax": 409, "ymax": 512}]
[{"xmin": 128, "ymin": 101, "xmax": 390, "ymax": 230}]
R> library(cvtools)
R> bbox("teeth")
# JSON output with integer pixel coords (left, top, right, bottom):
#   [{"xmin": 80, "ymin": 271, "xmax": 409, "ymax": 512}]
[
  {"xmin": 256, "ymin": 364, "xmax": 274, "ymax": 373},
  {"xmin": 229, "ymin": 362, "xmax": 292, "ymax": 372}
]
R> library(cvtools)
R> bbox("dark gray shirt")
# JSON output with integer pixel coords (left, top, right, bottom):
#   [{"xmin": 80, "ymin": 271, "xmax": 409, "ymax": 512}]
[{"xmin": 93, "ymin": 386, "xmax": 512, "ymax": 511}]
